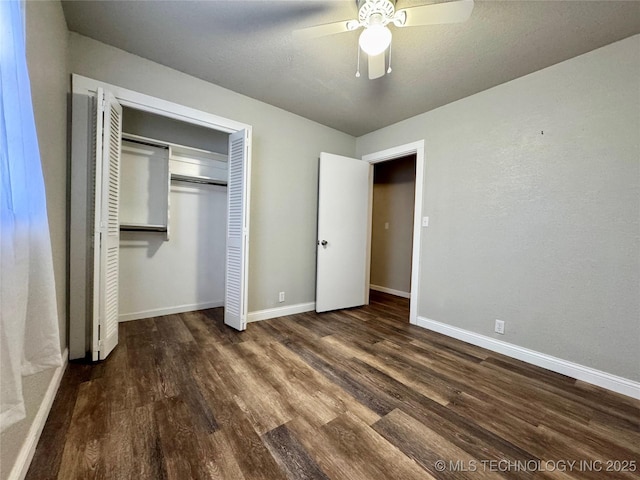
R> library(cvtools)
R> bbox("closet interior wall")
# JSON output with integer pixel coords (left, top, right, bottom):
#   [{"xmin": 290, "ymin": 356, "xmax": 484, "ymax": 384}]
[{"xmin": 118, "ymin": 107, "xmax": 230, "ymax": 321}]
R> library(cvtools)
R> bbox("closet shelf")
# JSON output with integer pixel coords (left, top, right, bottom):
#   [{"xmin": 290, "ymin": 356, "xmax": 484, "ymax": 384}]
[
  {"xmin": 171, "ymin": 173, "xmax": 227, "ymax": 186},
  {"xmin": 120, "ymin": 223, "xmax": 168, "ymax": 232}
]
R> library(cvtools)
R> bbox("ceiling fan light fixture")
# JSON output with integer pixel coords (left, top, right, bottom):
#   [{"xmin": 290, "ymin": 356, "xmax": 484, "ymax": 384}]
[{"xmin": 358, "ymin": 25, "xmax": 392, "ymax": 56}]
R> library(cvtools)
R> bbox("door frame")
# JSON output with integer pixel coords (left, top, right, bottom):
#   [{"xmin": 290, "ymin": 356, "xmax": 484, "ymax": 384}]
[
  {"xmin": 362, "ymin": 140, "xmax": 425, "ymax": 325},
  {"xmin": 69, "ymin": 74, "xmax": 252, "ymax": 359}
]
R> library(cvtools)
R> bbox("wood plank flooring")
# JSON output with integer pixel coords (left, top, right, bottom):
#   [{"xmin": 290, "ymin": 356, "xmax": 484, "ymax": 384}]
[{"xmin": 26, "ymin": 291, "xmax": 639, "ymax": 479}]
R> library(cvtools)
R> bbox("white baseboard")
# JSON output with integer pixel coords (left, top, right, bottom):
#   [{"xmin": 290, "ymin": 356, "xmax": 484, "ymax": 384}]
[
  {"xmin": 416, "ymin": 317, "xmax": 640, "ymax": 400},
  {"xmin": 370, "ymin": 284, "xmax": 411, "ymax": 299},
  {"xmin": 248, "ymin": 302, "xmax": 316, "ymax": 323},
  {"xmin": 118, "ymin": 300, "xmax": 224, "ymax": 322},
  {"xmin": 9, "ymin": 348, "xmax": 69, "ymax": 480}
]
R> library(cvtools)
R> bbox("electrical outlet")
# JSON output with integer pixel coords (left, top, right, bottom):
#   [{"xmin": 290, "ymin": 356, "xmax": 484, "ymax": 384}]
[
  {"xmin": 279, "ymin": 291, "xmax": 285, "ymax": 303},
  {"xmin": 495, "ymin": 319, "xmax": 505, "ymax": 335}
]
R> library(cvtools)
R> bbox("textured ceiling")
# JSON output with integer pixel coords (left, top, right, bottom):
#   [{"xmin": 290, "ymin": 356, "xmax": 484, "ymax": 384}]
[{"xmin": 61, "ymin": 0, "xmax": 640, "ymax": 136}]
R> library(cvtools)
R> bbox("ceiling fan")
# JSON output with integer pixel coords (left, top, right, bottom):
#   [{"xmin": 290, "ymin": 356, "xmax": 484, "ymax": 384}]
[{"xmin": 293, "ymin": 0, "xmax": 474, "ymax": 79}]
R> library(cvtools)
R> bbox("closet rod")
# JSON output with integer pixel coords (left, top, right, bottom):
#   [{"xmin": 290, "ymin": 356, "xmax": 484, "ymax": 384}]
[
  {"xmin": 120, "ymin": 224, "xmax": 167, "ymax": 232},
  {"xmin": 171, "ymin": 173, "xmax": 227, "ymax": 187}
]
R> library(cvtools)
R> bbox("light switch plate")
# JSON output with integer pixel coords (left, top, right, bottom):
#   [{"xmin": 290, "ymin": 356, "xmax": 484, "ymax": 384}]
[{"xmin": 422, "ymin": 216, "xmax": 429, "ymax": 227}]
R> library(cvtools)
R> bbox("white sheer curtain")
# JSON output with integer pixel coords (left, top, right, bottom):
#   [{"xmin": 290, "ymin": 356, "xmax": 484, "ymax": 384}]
[{"xmin": 0, "ymin": 0, "xmax": 62, "ymax": 432}]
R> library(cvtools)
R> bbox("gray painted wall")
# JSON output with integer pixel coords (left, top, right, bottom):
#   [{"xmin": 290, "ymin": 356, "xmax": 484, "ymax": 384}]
[
  {"xmin": 371, "ymin": 155, "xmax": 416, "ymax": 295},
  {"xmin": 68, "ymin": 33, "xmax": 356, "ymax": 313},
  {"xmin": 357, "ymin": 35, "xmax": 640, "ymax": 382},
  {"xmin": 27, "ymin": 2, "xmax": 68, "ymax": 356},
  {"xmin": 1, "ymin": 2, "xmax": 69, "ymax": 479}
]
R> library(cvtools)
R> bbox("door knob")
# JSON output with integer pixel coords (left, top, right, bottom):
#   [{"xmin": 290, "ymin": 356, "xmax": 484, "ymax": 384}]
[{"xmin": 319, "ymin": 240, "xmax": 328, "ymax": 247}]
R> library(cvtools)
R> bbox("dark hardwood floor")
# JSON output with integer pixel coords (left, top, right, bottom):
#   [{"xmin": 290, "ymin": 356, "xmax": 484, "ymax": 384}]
[{"xmin": 27, "ymin": 291, "xmax": 639, "ymax": 479}]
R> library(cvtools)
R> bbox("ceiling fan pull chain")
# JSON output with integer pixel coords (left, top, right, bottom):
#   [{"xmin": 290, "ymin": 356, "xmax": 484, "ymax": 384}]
[
  {"xmin": 355, "ymin": 45, "xmax": 361, "ymax": 78},
  {"xmin": 387, "ymin": 40, "xmax": 392, "ymax": 74}
]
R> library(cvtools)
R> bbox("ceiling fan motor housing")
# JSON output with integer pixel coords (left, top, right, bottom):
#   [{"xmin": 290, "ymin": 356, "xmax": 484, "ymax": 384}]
[{"xmin": 357, "ymin": 0, "xmax": 397, "ymax": 26}]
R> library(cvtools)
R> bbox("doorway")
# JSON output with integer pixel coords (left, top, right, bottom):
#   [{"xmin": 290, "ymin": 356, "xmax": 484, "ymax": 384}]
[
  {"xmin": 363, "ymin": 140, "xmax": 425, "ymax": 325},
  {"xmin": 370, "ymin": 154, "xmax": 416, "ymax": 322}
]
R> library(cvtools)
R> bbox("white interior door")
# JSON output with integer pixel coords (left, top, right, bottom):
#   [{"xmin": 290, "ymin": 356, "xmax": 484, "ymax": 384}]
[
  {"xmin": 92, "ymin": 88, "xmax": 122, "ymax": 360},
  {"xmin": 316, "ymin": 152, "xmax": 371, "ymax": 312},
  {"xmin": 224, "ymin": 129, "xmax": 251, "ymax": 330}
]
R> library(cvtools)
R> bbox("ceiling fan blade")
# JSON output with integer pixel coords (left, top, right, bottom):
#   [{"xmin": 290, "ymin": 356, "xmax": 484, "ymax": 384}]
[
  {"xmin": 293, "ymin": 20, "xmax": 352, "ymax": 40},
  {"xmin": 368, "ymin": 53, "xmax": 386, "ymax": 80},
  {"xmin": 399, "ymin": 0, "xmax": 474, "ymax": 27}
]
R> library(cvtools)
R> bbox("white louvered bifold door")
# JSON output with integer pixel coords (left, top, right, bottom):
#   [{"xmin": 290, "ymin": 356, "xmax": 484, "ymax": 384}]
[
  {"xmin": 224, "ymin": 129, "xmax": 251, "ymax": 331},
  {"xmin": 92, "ymin": 89, "xmax": 122, "ymax": 360}
]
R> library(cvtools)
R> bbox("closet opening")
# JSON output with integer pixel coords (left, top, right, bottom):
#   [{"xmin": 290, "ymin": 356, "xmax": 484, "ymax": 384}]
[{"xmin": 118, "ymin": 108, "xmax": 230, "ymax": 323}]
